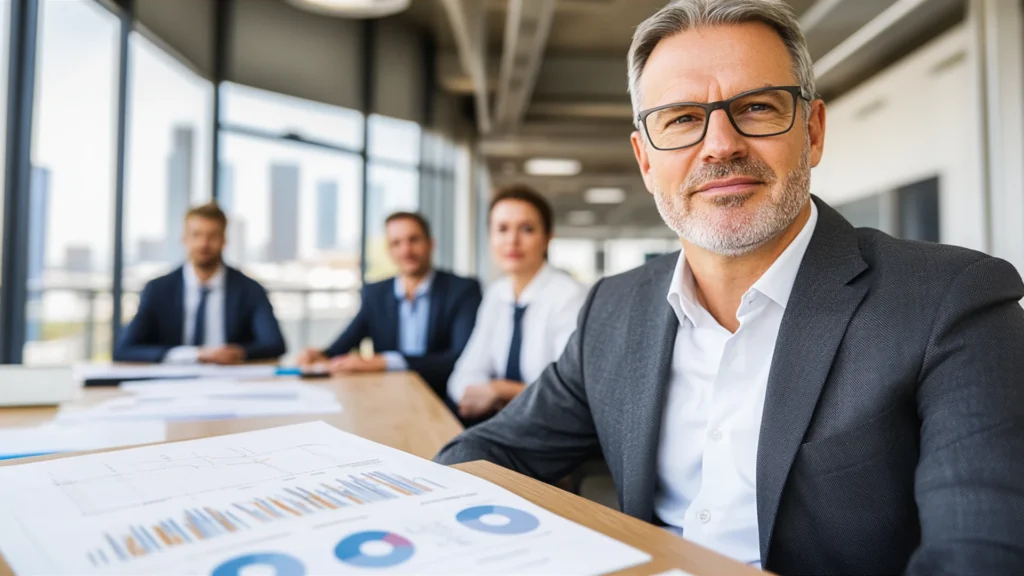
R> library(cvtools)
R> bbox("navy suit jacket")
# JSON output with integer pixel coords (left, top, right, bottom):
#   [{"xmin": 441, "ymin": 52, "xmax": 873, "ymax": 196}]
[
  {"xmin": 323, "ymin": 270, "xmax": 482, "ymax": 403},
  {"xmin": 113, "ymin": 266, "xmax": 287, "ymax": 363}
]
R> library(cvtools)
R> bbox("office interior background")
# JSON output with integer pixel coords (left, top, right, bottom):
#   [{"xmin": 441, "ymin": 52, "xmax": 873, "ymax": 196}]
[{"xmin": 0, "ymin": 0, "xmax": 1021, "ymax": 366}]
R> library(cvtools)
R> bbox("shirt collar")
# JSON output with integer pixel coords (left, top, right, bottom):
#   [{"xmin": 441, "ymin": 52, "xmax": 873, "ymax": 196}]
[
  {"xmin": 749, "ymin": 201, "xmax": 818, "ymax": 309},
  {"xmin": 394, "ymin": 270, "xmax": 435, "ymax": 301},
  {"xmin": 184, "ymin": 262, "xmax": 226, "ymax": 291},
  {"xmin": 666, "ymin": 201, "xmax": 818, "ymax": 321},
  {"xmin": 497, "ymin": 263, "xmax": 555, "ymax": 306}
]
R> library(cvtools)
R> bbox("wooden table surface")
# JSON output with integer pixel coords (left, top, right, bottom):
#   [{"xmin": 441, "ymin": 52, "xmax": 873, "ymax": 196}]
[
  {"xmin": 0, "ymin": 372, "xmax": 463, "ymax": 460},
  {"xmin": 0, "ymin": 372, "xmax": 762, "ymax": 575}
]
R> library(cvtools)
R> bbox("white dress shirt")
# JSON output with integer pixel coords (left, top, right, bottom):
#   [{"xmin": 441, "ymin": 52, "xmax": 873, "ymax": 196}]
[
  {"xmin": 448, "ymin": 264, "xmax": 586, "ymax": 403},
  {"xmin": 164, "ymin": 264, "xmax": 227, "ymax": 364},
  {"xmin": 654, "ymin": 202, "xmax": 818, "ymax": 567}
]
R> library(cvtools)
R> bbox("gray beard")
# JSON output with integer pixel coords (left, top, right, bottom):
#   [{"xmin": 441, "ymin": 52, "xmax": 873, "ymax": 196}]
[{"xmin": 654, "ymin": 144, "xmax": 811, "ymax": 257}]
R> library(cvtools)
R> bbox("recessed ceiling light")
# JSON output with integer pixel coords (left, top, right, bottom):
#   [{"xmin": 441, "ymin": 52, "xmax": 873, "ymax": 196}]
[
  {"xmin": 285, "ymin": 0, "xmax": 410, "ymax": 18},
  {"xmin": 524, "ymin": 158, "xmax": 582, "ymax": 176},
  {"xmin": 584, "ymin": 187, "xmax": 626, "ymax": 204},
  {"xmin": 566, "ymin": 210, "xmax": 597, "ymax": 226}
]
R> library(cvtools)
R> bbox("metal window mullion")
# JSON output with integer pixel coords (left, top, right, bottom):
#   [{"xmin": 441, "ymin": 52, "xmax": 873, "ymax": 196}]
[{"xmin": 0, "ymin": 0, "xmax": 40, "ymax": 363}]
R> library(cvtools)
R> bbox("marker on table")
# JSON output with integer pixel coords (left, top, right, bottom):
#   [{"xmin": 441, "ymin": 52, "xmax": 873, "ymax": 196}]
[{"xmin": 275, "ymin": 367, "xmax": 330, "ymax": 379}]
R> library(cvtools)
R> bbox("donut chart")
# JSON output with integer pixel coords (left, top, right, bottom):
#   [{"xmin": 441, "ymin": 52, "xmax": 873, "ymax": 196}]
[
  {"xmin": 455, "ymin": 505, "xmax": 540, "ymax": 535},
  {"xmin": 211, "ymin": 552, "xmax": 305, "ymax": 576},
  {"xmin": 334, "ymin": 531, "xmax": 415, "ymax": 568}
]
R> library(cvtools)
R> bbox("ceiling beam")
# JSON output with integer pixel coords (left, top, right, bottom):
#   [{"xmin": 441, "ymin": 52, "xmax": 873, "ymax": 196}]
[
  {"xmin": 440, "ymin": 0, "xmax": 492, "ymax": 133},
  {"xmin": 813, "ymin": 0, "xmax": 963, "ymax": 98},
  {"xmin": 800, "ymin": 0, "xmax": 847, "ymax": 32},
  {"xmin": 478, "ymin": 134, "xmax": 633, "ymax": 159},
  {"xmin": 494, "ymin": 0, "xmax": 556, "ymax": 131}
]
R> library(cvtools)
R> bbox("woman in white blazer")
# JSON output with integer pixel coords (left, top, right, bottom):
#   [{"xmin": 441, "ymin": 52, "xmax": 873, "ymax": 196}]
[{"xmin": 448, "ymin": 184, "xmax": 587, "ymax": 423}]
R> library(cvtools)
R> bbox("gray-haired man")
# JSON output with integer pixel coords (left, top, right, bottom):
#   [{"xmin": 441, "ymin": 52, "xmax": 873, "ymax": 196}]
[{"xmin": 436, "ymin": 0, "xmax": 1024, "ymax": 574}]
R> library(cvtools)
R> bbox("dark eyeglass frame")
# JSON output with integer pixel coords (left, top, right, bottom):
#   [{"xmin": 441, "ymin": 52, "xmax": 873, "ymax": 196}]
[{"xmin": 636, "ymin": 85, "xmax": 813, "ymax": 151}]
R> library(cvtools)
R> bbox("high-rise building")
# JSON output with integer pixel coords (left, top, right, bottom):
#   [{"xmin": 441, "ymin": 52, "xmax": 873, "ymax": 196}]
[
  {"xmin": 316, "ymin": 181, "xmax": 338, "ymax": 251},
  {"xmin": 217, "ymin": 162, "xmax": 246, "ymax": 264},
  {"xmin": 64, "ymin": 246, "xmax": 93, "ymax": 274},
  {"xmin": 166, "ymin": 126, "xmax": 194, "ymax": 262},
  {"xmin": 218, "ymin": 162, "xmax": 234, "ymax": 213},
  {"xmin": 269, "ymin": 163, "xmax": 300, "ymax": 263},
  {"xmin": 26, "ymin": 166, "xmax": 50, "ymax": 342},
  {"xmin": 136, "ymin": 238, "xmax": 165, "ymax": 263}
]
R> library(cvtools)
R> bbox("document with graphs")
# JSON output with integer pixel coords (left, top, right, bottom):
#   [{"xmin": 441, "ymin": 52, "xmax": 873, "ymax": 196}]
[{"xmin": 0, "ymin": 421, "xmax": 650, "ymax": 575}]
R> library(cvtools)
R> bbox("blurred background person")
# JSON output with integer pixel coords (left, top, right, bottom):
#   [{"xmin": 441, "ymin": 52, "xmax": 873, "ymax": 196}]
[
  {"xmin": 113, "ymin": 202, "xmax": 286, "ymax": 364},
  {"xmin": 298, "ymin": 212, "xmax": 482, "ymax": 406},
  {"xmin": 448, "ymin": 185, "xmax": 586, "ymax": 424}
]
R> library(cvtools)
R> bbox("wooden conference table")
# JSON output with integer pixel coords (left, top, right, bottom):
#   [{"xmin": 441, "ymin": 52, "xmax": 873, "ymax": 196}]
[{"xmin": 0, "ymin": 371, "xmax": 761, "ymax": 576}]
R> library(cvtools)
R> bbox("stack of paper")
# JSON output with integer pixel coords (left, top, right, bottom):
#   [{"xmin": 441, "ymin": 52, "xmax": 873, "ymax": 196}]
[
  {"xmin": 0, "ymin": 421, "xmax": 167, "ymax": 461},
  {"xmin": 56, "ymin": 380, "xmax": 342, "ymax": 423},
  {"xmin": 0, "ymin": 422, "xmax": 651, "ymax": 575},
  {"xmin": 74, "ymin": 364, "xmax": 281, "ymax": 386}
]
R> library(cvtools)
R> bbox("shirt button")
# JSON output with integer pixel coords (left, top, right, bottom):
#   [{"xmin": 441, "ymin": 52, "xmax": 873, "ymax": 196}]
[
  {"xmin": 710, "ymin": 429, "xmax": 723, "ymax": 442},
  {"xmin": 699, "ymin": 509, "xmax": 711, "ymax": 524}
]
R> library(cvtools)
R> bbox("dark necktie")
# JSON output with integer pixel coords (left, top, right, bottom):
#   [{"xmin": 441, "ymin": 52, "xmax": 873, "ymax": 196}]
[
  {"xmin": 192, "ymin": 287, "xmax": 211, "ymax": 347},
  {"xmin": 504, "ymin": 304, "xmax": 527, "ymax": 382}
]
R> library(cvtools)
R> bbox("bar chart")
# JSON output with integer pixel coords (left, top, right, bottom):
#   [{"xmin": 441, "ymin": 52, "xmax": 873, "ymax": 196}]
[{"xmin": 87, "ymin": 470, "xmax": 446, "ymax": 566}]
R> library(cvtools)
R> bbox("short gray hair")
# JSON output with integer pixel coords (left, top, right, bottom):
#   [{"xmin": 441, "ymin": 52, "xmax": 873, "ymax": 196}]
[{"xmin": 628, "ymin": 0, "xmax": 815, "ymax": 126}]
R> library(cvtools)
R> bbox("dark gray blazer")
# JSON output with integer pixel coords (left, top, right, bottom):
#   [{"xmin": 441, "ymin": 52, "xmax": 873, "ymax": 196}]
[{"xmin": 436, "ymin": 197, "xmax": 1024, "ymax": 575}]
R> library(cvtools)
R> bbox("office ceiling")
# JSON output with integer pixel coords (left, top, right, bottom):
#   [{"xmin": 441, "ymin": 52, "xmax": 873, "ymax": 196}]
[{"xmin": 397, "ymin": 0, "xmax": 963, "ymax": 236}]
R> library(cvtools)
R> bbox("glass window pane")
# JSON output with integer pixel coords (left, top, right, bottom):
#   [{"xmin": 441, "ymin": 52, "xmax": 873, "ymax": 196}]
[
  {"xmin": 548, "ymin": 239, "xmax": 598, "ymax": 285},
  {"xmin": 365, "ymin": 163, "xmax": 418, "ymax": 281},
  {"xmin": 26, "ymin": 0, "xmax": 119, "ymax": 364},
  {"xmin": 221, "ymin": 82, "xmax": 364, "ymax": 151},
  {"xmin": 122, "ymin": 31, "xmax": 214, "ymax": 308},
  {"xmin": 368, "ymin": 114, "xmax": 421, "ymax": 165},
  {"xmin": 221, "ymin": 132, "xmax": 363, "ymax": 353}
]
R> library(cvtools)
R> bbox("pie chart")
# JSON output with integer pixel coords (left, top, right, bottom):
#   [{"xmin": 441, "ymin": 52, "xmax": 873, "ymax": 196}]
[
  {"xmin": 455, "ymin": 505, "xmax": 540, "ymax": 535},
  {"xmin": 334, "ymin": 531, "xmax": 415, "ymax": 568},
  {"xmin": 211, "ymin": 552, "xmax": 305, "ymax": 576}
]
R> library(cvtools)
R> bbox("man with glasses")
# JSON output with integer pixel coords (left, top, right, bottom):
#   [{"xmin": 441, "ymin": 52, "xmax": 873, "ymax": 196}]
[{"xmin": 437, "ymin": 0, "xmax": 1024, "ymax": 574}]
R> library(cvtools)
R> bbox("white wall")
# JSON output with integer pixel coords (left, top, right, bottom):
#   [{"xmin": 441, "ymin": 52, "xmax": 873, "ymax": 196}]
[{"xmin": 812, "ymin": 24, "xmax": 988, "ymax": 252}]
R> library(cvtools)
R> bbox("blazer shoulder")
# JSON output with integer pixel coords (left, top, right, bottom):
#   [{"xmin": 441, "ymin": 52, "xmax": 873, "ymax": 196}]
[
  {"xmin": 438, "ymin": 270, "xmax": 482, "ymax": 293},
  {"xmin": 226, "ymin": 266, "xmax": 271, "ymax": 295},
  {"xmin": 856, "ymin": 228, "xmax": 995, "ymax": 281},
  {"xmin": 145, "ymin": 267, "xmax": 184, "ymax": 293}
]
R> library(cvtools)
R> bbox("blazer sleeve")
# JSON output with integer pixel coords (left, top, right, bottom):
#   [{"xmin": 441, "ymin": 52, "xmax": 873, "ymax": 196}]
[
  {"xmin": 435, "ymin": 279, "xmax": 604, "ymax": 483},
  {"xmin": 113, "ymin": 282, "xmax": 172, "ymax": 363},
  {"xmin": 403, "ymin": 279, "xmax": 483, "ymax": 399},
  {"xmin": 905, "ymin": 256, "xmax": 1024, "ymax": 575},
  {"xmin": 323, "ymin": 286, "xmax": 372, "ymax": 358},
  {"xmin": 240, "ymin": 282, "xmax": 287, "ymax": 361}
]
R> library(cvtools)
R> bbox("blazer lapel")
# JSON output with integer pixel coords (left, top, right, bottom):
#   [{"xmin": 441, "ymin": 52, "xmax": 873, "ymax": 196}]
[
  {"xmin": 170, "ymin": 268, "xmax": 186, "ymax": 345},
  {"xmin": 619, "ymin": 254, "xmax": 679, "ymax": 521},
  {"xmin": 381, "ymin": 281, "xmax": 400, "ymax": 351},
  {"xmin": 224, "ymin": 268, "xmax": 241, "ymax": 342},
  {"xmin": 756, "ymin": 198, "xmax": 869, "ymax": 561},
  {"xmin": 426, "ymin": 272, "xmax": 446, "ymax": 351}
]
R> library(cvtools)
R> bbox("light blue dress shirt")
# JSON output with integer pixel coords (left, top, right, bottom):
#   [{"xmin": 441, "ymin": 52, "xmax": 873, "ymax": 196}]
[{"xmin": 383, "ymin": 272, "xmax": 434, "ymax": 371}]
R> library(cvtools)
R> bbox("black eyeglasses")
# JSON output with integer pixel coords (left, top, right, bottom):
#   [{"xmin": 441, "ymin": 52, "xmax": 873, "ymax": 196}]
[{"xmin": 636, "ymin": 85, "xmax": 811, "ymax": 151}]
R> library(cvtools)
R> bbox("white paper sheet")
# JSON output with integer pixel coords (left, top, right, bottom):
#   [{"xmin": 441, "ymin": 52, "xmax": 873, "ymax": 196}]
[
  {"xmin": 74, "ymin": 364, "xmax": 280, "ymax": 383},
  {"xmin": 0, "ymin": 421, "xmax": 651, "ymax": 575},
  {"xmin": 0, "ymin": 422, "xmax": 167, "ymax": 461},
  {"xmin": 55, "ymin": 390, "xmax": 342, "ymax": 423},
  {"xmin": 120, "ymin": 380, "xmax": 336, "ymax": 402}
]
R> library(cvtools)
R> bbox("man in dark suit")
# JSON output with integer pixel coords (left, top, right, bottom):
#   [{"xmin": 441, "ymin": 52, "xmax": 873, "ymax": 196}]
[
  {"xmin": 114, "ymin": 202, "xmax": 286, "ymax": 364},
  {"xmin": 298, "ymin": 212, "xmax": 482, "ymax": 405},
  {"xmin": 437, "ymin": 1, "xmax": 1024, "ymax": 574}
]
